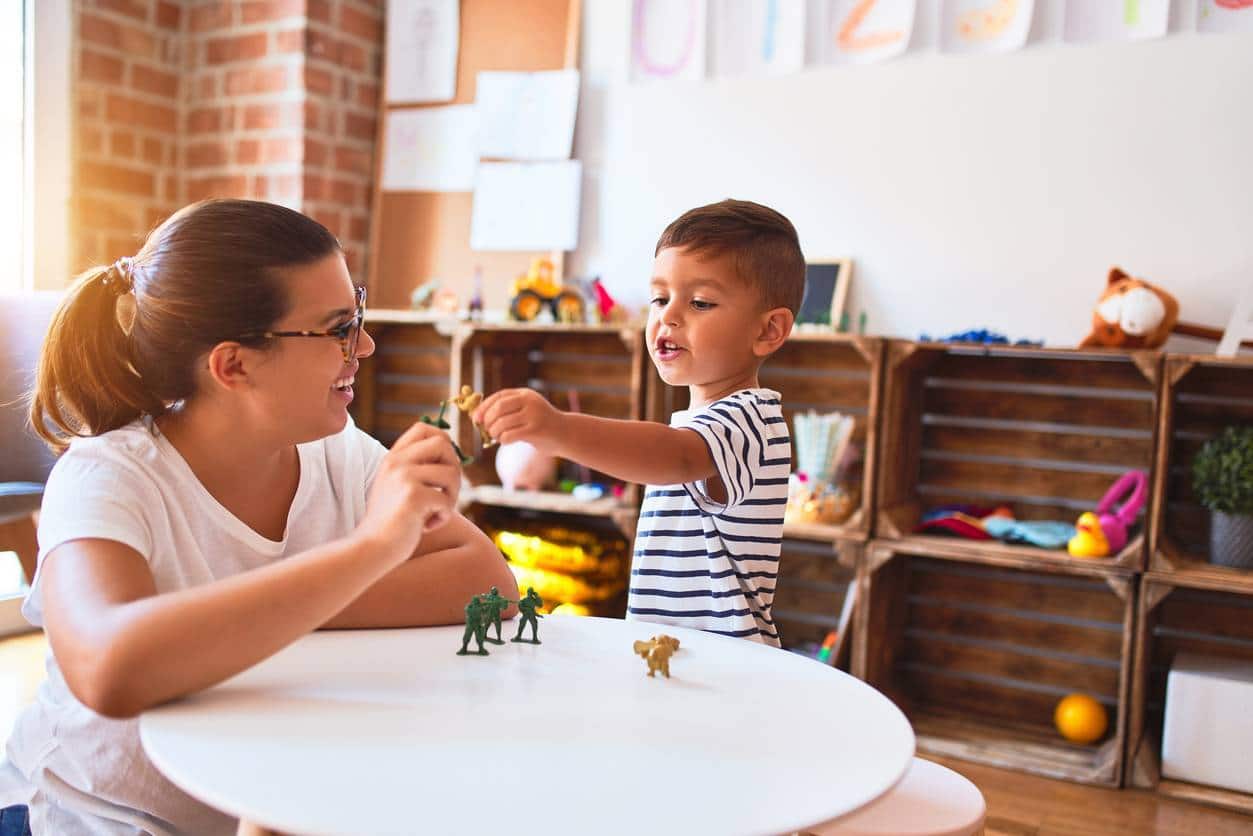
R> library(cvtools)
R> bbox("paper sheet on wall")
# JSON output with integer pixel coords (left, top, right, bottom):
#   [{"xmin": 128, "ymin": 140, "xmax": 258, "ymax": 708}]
[
  {"xmin": 710, "ymin": 0, "xmax": 806, "ymax": 78},
  {"xmin": 385, "ymin": 0, "xmax": 459, "ymax": 103},
  {"xmin": 823, "ymin": 0, "xmax": 915, "ymax": 65},
  {"xmin": 939, "ymin": 0, "xmax": 1035, "ymax": 54},
  {"xmin": 1063, "ymin": 0, "xmax": 1169, "ymax": 43},
  {"xmin": 470, "ymin": 161, "xmax": 582, "ymax": 251},
  {"xmin": 381, "ymin": 105, "xmax": 478, "ymax": 192},
  {"xmin": 1198, "ymin": 0, "xmax": 1253, "ymax": 35},
  {"xmin": 475, "ymin": 70, "xmax": 580, "ymax": 160},
  {"xmin": 631, "ymin": 0, "xmax": 708, "ymax": 83}
]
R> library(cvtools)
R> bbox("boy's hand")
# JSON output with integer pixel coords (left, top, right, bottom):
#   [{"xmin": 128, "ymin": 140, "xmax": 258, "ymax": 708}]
[{"xmin": 473, "ymin": 389, "xmax": 564, "ymax": 451}]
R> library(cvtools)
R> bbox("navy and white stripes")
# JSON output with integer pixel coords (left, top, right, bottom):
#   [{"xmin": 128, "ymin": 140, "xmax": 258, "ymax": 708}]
[{"xmin": 627, "ymin": 388, "xmax": 789, "ymax": 647}]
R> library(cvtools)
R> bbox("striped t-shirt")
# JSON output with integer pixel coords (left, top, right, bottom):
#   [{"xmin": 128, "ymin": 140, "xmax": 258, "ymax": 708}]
[{"xmin": 627, "ymin": 388, "xmax": 790, "ymax": 647}]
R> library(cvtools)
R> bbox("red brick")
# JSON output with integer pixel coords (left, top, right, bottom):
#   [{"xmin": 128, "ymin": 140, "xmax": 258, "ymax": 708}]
[
  {"xmin": 276, "ymin": 28, "xmax": 304, "ymax": 53},
  {"xmin": 235, "ymin": 139, "xmax": 261, "ymax": 164},
  {"xmin": 157, "ymin": 1, "xmax": 181, "ymax": 29},
  {"xmin": 132, "ymin": 64, "xmax": 179, "ymax": 99},
  {"xmin": 186, "ymin": 106, "xmax": 223, "ymax": 133},
  {"xmin": 142, "ymin": 137, "xmax": 164, "ymax": 164},
  {"xmin": 344, "ymin": 112, "xmax": 375, "ymax": 141},
  {"xmin": 81, "ymin": 49, "xmax": 124, "ymax": 84},
  {"xmin": 311, "ymin": 208, "xmax": 341, "ymax": 234},
  {"xmin": 81, "ymin": 160, "xmax": 156, "ymax": 196},
  {"xmin": 79, "ymin": 13, "xmax": 121, "ymax": 48},
  {"xmin": 146, "ymin": 207, "xmax": 171, "ymax": 230},
  {"xmin": 186, "ymin": 175, "xmax": 249, "ymax": 202},
  {"xmin": 305, "ymin": 137, "xmax": 329, "ymax": 167},
  {"xmin": 262, "ymin": 136, "xmax": 302, "ymax": 164},
  {"xmin": 107, "ymin": 94, "xmax": 177, "ymax": 133},
  {"xmin": 207, "ymin": 32, "xmax": 269, "ymax": 65},
  {"xmin": 190, "ymin": 3, "xmax": 232, "ymax": 32},
  {"xmin": 338, "ymin": 39, "xmax": 366, "ymax": 72},
  {"xmin": 117, "ymin": 22, "xmax": 158, "ymax": 60},
  {"xmin": 77, "ymin": 195, "xmax": 141, "ymax": 230},
  {"xmin": 356, "ymin": 81, "xmax": 378, "ymax": 109},
  {"xmin": 334, "ymin": 145, "xmax": 372, "ymax": 176},
  {"xmin": 110, "ymin": 130, "xmax": 137, "ymax": 158},
  {"xmin": 241, "ymin": 0, "xmax": 305, "ymax": 24},
  {"xmin": 343, "ymin": 248, "xmax": 362, "ymax": 277},
  {"xmin": 224, "ymin": 66, "xmax": 290, "ymax": 95},
  {"xmin": 339, "ymin": 4, "xmax": 381, "ymax": 43},
  {"xmin": 164, "ymin": 174, "xmax": 179, "ymax": 202},
  {"xmin": 106, "ymin": 234, "xmax": 144, "ymax": 259},
  {"xmin": 194, "ymin": 74, "xmax": 218, "ymax": 98},
  {"xmin": 242, "ymin": 102, "xmax": 301, "ymax": 131},
  {"xmin": 186, "ymin": 141, "xmax": 229, "ymax": 168},
  {"xmin": 80, "ymin": 127, "xmax": 105, "ymax": 155},
  {"xmin": 306, "ymin": 28, "xmax": 337, "ymax": 62},
  {"xmin": 98, "ymin": 0, "xmax": 150, "ymax": 22},
  {"xmin": 307, "ymin": 0, "xmax": 331, "ymax": 24},
  {"xmin": 305, "ymin": 65, "xmax": 334, "ymax": 95},
  {"xmin": 330, "ymin": 178, "xmax": 357, "ymax": 204},
  {"xmin": 349, "ymin": 213, "xmax": 369, "ymax": 242},
  {"xmin": 303, "ymin": 173, "xmax": 326, "ymax": 200}
]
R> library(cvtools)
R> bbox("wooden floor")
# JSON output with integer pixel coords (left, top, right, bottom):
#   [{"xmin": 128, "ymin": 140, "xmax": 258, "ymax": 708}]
[{"xmin": 1, "ymin": 633, "xmax": 1250, "ymax": 835}]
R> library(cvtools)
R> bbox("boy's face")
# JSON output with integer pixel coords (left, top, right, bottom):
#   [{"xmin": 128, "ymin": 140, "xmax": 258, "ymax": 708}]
[{"xmin": 647, "ymin": 246, "xmax": 781, "ymax": 406}]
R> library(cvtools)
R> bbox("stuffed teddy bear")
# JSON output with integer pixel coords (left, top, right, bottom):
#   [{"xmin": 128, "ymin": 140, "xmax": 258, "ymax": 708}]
[{"xmin": 1079, "ymin": 267, "xmax": 1179, "ymax": 349}]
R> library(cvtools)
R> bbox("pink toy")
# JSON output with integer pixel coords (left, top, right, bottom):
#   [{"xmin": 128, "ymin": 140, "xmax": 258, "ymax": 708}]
[{"xmin": 1068, "ymin": 470, "xmax": 1148, "ymax": 558}]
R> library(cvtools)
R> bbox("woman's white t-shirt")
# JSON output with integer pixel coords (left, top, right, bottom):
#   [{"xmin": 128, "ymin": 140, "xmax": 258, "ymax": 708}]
[{"xmin": 3, "ymin": 417, "xmax": 387, "ymax": 835}]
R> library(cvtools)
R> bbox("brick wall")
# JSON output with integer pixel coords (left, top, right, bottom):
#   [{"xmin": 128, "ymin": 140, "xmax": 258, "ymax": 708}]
[
  {"xmin": 71, "ymin": 0, "xmax": 383, "ymax": 279},
  {"xmin": 74, "ymin": 0, "xmax": 183, "ymax": 268}
]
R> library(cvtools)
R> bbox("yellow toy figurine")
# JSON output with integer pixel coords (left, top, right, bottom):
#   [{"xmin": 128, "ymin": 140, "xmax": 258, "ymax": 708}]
[
  {"xmin": 633, "ymin": 634, "xmax": 680, "ymax": 678},
  {"xmin": 449, "ymin": 385, "xmax": 495, "ymax": 448}
]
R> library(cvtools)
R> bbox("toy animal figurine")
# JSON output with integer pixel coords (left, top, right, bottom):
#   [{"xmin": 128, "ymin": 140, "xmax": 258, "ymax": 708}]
[
  {"xmin": 511, "ymin": 587, "xmax": 544, "ymax": 644},
  {"xmin": 1068, "ymin": 470, "xmax": 1149, "ymax": 558},
  {"xmin": 449, "ymin": 385, "xmax": 494, "ymax": 448},
  {"xmin": 633, "ymin": 634, "xmax": 680, "ymax": 678},
  {"xmin": 1079, "ymin": 267, "xmax": 1179, "ymax": 350}
]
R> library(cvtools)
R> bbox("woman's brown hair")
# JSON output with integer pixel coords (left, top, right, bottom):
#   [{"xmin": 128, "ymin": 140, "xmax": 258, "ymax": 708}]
[{"xmin": 31, "ymin": 199, "xmax": 341, "ymax": 452}]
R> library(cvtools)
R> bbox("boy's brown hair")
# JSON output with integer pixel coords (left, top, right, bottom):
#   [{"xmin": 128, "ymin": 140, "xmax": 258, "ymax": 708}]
[{"xmin": 654, "ymin": 199, "xmax": 805, "ymax": 316}]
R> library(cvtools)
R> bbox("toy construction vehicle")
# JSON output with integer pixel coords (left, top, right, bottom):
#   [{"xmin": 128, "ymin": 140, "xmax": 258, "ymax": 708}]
[{"xmin": 509, "ymin": 257, "xmax": 585, "ymax": 323}]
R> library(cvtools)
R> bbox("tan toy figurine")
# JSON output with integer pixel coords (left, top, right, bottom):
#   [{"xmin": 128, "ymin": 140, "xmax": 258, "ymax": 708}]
[
  {"xmin": 633, "ymin": 634, "xmax": 681, "ymax": 678},
  {"xmin": 450, "ymin": 385, "xmax": 494, "ymax": 447}
]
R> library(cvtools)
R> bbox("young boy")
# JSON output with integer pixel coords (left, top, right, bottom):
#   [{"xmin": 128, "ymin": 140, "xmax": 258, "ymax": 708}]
[{"xmin": 474, "ymin": 199, "xmax": 803, "ymax": 646}]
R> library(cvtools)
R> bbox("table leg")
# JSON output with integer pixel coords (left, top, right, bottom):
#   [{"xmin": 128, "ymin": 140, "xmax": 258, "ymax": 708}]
[{"xmin": 236, "ymin": 820, "xmax": 279, "ymax": 836}]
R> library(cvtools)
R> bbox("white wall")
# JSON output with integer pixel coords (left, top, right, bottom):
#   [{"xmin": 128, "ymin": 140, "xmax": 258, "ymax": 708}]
[{"xmin": 570, "ymin": 1, "xmax": 1253, "ymax": 347}]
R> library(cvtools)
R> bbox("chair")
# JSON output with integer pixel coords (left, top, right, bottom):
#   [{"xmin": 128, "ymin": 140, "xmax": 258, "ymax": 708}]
[
  {"xmin": 0, "ymin": 293, "xmax": 61, "ymax": 584},
  {"xmin": 807, "ymin": 757, "xmax": 986, "ymax": 836}
]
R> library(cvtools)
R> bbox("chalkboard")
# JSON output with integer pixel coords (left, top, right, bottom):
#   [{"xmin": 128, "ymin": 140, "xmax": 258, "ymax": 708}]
[{"xmin": 797, "ymin": 259, "xmax": 852, "ymax": 328}]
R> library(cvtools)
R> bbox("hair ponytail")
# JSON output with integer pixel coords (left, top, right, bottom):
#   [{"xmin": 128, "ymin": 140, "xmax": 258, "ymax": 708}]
[{"xmin": 30, "ymin": 264, "xmax": 164, "ymax": 452}]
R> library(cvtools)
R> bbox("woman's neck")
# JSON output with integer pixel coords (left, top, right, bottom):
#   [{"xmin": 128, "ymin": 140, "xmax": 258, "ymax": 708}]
[{"xmin": 156, "ymin": 401, "xmax": 294, "ymax": 498}]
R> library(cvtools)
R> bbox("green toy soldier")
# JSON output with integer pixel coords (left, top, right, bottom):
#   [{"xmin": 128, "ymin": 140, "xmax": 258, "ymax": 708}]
[
  {"xmin": 481, "ymin": 586, "xmax": 511, "ymax": 645},
  {"xmin": 511, "ymin": 587, "xmax": 544, "ymax": 644},
  {"xmin": 457, "ymin": 596, "xmax": 489, "ymax": 656}
]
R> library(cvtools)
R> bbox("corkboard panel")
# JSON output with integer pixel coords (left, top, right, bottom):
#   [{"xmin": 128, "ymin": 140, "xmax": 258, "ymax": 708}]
[{"xmin": 368, "ymin": 0, "xmax": 582, "ymax": 310}]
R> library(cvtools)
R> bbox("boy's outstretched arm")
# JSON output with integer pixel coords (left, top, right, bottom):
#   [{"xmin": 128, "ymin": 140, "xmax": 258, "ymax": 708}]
[{"xmin": 474, "ymin": 388, "xmax": 716, "ymax": 486}]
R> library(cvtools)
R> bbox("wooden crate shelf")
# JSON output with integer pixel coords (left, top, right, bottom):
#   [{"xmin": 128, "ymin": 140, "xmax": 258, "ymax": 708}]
[
  {"xmin": 772, "ymin": 538, "xmax": 859, "ymax": 667},
  {"xmin": 1149, "ymin": 355, "xmax": 1253, "ymax": 593},
  {"xmin": 351, "ymin": 314, "xmax": 456, "ymax": 444},
  {"xmin": 1126, "ymin": 573, "xmax": 1253, "ymax": 815},
  {"xmin": 451, "ymin": 323, "xmax": 648, "ymax": 520},
  {"xmin": 877, "ymin": 342, "xmax": 1161, "ymax": 572},
  {"xmin": 648, "ymin": 333, "xmax": 883, "ymax": 541},
  {"xmin": 854, "ymin": 539, "xmax": 1135, "ymax": 787}
]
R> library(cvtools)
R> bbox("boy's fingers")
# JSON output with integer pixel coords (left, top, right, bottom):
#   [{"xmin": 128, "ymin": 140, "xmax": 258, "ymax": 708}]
[{"xmin": 477, "ymin": 391, "xmax": 523, "ymax": 433}]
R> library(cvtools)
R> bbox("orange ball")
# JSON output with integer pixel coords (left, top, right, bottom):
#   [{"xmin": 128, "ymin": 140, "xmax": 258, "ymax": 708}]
[{"xmin": 1054, "ymin": 693, "xmax": 1108, "ymax": 744}]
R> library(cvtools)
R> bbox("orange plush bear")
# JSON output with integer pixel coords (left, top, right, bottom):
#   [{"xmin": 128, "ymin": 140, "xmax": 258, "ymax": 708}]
[{"xmin": 1079, "ymin": 268, "xmax": 1179, "ymax": 349}]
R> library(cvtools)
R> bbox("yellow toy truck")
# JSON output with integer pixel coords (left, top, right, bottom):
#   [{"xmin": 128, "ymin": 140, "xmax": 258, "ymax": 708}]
[{"xmin": 509, "ymin": 257, "xmax": 586, "ymax": 323}]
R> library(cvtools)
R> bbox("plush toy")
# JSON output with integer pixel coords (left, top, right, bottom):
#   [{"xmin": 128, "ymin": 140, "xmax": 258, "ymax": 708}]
[
  {"xmin": 1079, "ymin": 268, "xmax": 1179, "ymax": 349},
  {"xmin": 1067, "ymin": 470, "xmax": 1148, "ymax": 558}
]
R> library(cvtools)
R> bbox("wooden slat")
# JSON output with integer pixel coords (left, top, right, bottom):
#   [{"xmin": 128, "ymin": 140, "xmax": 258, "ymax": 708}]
[
  {"xmin": 532, "ymin": 358, "xmax": 633, "ymax": 390},
  {"xmin": 932, "ymin": 352, "xmax": 1154, "ymax": 392},
  {"xmin": 377, "ymin": 382, "xmax": 454, "ymax": 408},
  {"xmin": 376, "ymin": 351, "xmax": 452, "ymax": 377},
  {"xmin": 908, "ymin": 599, "xmax": 1123, "ymax": 659},
  {"xmin": 922, "ymin": 424, "xmax": 1152, "ymax": 468},
  {"xmin": 902, "ymin": 668, "xmax": 1079, "ymax": 733},
  {"xmin": 924, "ymin": 385, "xmax": 1153, "ymax": 431},
  {"xmin": 907, "ymin": 563, "xmax": 1125, "ymax": 622},
  {"xmin": 919, "ymin": 457, "xmax": 1126, "ymax": 504},
  {"xmin": 772, "ymin": 341, "xmax": 872, "ymax": 373},
  {"xmin": 1172, "ymin": 398, "xmax": 1253, "ymax": 439},
  {"xmin": 903, "ymin": 635, "xmax": 1120, "ymax": 697},
  {"xmin": 1175, "ymin": 363, "xmax": 1253, "ymax": 400},
  {"xmin": 759, "ymin": 373, "xmax": 871, "ymax": 410}
]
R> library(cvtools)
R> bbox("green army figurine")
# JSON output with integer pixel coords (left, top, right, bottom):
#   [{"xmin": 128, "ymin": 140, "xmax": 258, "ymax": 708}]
[
  {"xmin": 456, "ymin": 596, "xmax": 489, "ymax": 656},
  {"xmin": 480, "ymin": 586, "xmax": 511, "ymax": 645},
  {"xmin": 419, "ymin": 401, "xmax": 472, "ymax": 465},
  {"xmin": 510, "ymin": 587, "xmax": 544, "ymax": 644}
]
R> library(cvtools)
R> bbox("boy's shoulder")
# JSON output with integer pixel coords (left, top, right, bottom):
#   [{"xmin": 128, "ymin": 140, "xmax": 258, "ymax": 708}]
[{"xmin": 675, "ymin": 388, "xmax": 783, "ymax": 422}]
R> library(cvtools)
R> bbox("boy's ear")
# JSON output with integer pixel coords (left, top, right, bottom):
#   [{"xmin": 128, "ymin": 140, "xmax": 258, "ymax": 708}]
[{"xmin": 753, "ymin": 307, "xmax": 794, "ymax": 358}]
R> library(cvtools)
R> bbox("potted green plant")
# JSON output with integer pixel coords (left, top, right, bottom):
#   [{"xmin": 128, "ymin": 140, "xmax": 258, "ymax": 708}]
[{"xmin": 1193, "ymin": 426, "xmax": 1253, "ymax": 569}]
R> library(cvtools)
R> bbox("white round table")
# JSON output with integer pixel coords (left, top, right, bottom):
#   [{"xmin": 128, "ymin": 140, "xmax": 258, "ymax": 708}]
[{"xmin": 140, "ymin": 616, "xmax": 914, "ymax": 836}]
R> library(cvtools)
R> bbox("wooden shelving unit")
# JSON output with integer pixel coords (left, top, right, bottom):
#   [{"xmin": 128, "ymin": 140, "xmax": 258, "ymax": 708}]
[
  {"xmin": 876, "ymin": 342, "xmax": 1161, "ymax": 573},
  {"xmin": 854, "ymin": 539, "xmax": 1135, "ymax": 787}
]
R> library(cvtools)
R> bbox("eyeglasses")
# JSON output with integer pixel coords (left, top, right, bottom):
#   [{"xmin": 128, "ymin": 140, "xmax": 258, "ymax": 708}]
[{"xmin": 251, "ymin": 286, "xmax": 367, "ymax": 363}]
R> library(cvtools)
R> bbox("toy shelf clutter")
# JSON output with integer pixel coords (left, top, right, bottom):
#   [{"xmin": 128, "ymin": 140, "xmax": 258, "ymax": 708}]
[
  {"xmin": 876, "ymin": 342, "xmax": 1161, "ymax": 572},
  {"xmin": 854, "ymin": 541, "xmax": 1135, "ymax": 787},
  {"xmin": 1127, "ymin": 577, "xmax": 1253, "ymax": 815},
  {"xmin": 648, "ymin": 332, "xmax": 883, "ymax": 658},
  {"xmin": 1150, "ymin": 354, "xmax": 1253, "ymax": 591}
]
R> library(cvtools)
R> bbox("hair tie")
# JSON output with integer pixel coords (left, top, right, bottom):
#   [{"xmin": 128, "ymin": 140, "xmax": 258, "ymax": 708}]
[{"xmin": 105, "ymin": 257, "xmax": 135, "ymax": 295}]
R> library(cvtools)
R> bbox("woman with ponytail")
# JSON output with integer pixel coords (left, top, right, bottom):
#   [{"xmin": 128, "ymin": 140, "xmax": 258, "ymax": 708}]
[{"xmin": 1, "ymin": 199, "xmax": 516, "ymax": 835}]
